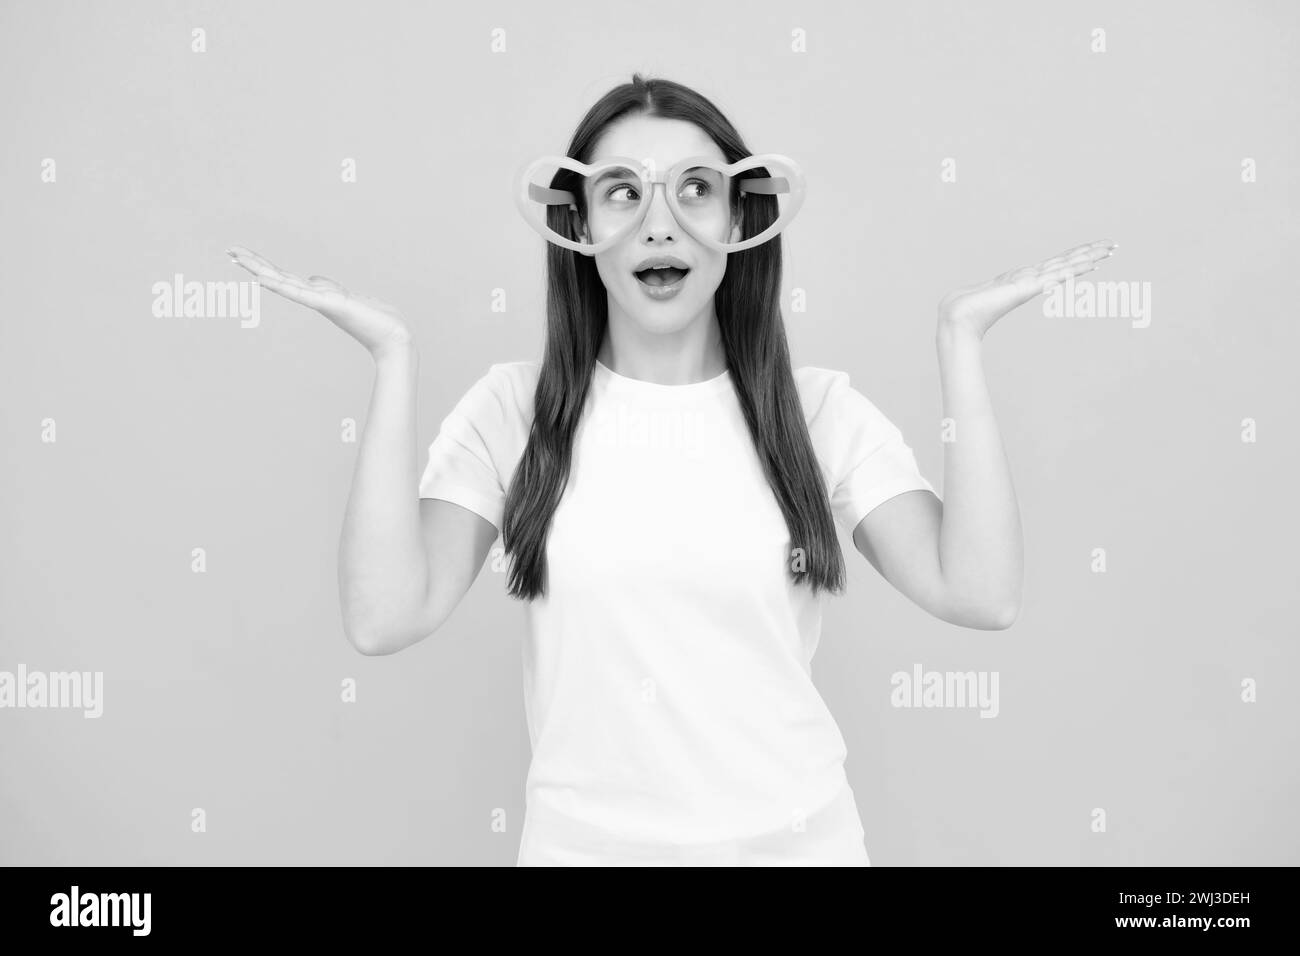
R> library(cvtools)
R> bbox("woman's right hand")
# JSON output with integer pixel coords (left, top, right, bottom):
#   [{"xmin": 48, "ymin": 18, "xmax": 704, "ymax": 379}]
[{"xmin": 227, "ymin": 246, "xmax": 414, "ymax": 359}]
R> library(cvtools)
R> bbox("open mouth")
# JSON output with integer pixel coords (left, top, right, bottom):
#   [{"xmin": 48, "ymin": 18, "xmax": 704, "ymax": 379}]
[{"xmin": 634, "ymin": 266, "xmax": 690, "ymax": 288}]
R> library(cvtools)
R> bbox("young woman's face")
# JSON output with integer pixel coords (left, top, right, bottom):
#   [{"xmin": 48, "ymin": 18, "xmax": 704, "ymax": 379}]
[{"xmin": 584, "ymin": 115, "xmax": 739, "ymax": 336}]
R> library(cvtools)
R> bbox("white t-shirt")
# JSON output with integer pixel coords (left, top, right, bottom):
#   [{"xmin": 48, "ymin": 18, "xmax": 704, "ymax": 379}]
[{"xmin": 418, "ymin": 358, "xmax": 938, "ymax": 864}]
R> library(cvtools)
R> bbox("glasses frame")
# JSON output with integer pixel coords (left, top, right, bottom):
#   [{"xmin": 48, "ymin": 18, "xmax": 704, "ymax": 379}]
[{"xmin": 513, "ymin": 153, "xmax": 806, "ymax": 255}]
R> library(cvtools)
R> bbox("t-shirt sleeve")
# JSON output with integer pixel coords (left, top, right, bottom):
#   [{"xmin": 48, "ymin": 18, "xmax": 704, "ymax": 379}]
[
  {"xmin": 806, "ymin": 369, "xmax": 939, "ymax": 536},
  {"xmin": 418, "ymin": 364, "xmax": 519, "ymax": 532}
]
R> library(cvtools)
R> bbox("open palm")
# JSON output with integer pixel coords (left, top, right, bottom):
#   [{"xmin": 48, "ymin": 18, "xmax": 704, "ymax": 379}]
[
  {"xmin": 227, "ymin": 246, "xmax": 413, "ymax": 358},
  {"xmin": 939, "ymin": 239, "xmax": 1117, "ymax": 340}
]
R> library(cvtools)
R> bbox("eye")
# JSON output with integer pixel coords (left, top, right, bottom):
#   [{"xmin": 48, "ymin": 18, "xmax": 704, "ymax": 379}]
[
  {"xmin": 606, "ymin": 183, "xmax": 639, "ymax": 203},
  {"xmin": 679, "ymin": 178, "xmax": 712, "ymax": 200}
]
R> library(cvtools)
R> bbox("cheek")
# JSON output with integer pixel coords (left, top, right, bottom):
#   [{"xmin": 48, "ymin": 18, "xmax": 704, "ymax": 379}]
[
  {"xmin": 691, "ymin": 259, "xmax": 728, "ymax": 297},
  {"xmin": 593, "ymin": 256, "xmax": 626, "ymax": 291}
]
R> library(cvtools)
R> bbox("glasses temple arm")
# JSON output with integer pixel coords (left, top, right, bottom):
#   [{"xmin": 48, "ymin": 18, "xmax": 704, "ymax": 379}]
[
  {"xmin": 528, "ymin": 182, "xmax": 577, "ymax": 207},
  {"xmin": 738, "ymin": 176, "xmax": 790, "ymax": 196}
]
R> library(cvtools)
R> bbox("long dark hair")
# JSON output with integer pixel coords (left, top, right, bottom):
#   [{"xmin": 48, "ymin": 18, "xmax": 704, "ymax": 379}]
[{"xmin": 501, "ymin": 73, "xmax": 845, "ymax": 600}]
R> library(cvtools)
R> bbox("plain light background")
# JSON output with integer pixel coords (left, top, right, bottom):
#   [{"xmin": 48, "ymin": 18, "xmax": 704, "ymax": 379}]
[{"xmin": 1, "ymin": 0, "xmax": 1297, "ymax": 866}]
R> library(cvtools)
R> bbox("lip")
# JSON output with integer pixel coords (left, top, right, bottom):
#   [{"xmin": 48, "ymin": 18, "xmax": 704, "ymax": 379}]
[
  {"xmin": 633, "ymin": 254, "xmax": 690, "ymax": 272},
  {"xmin": 635, "ymin": 269, "xmax": 688, "ymax": 300},
  {"xmin": 633, "ymin": 254, "xmax": 690, "ymax": 301}
]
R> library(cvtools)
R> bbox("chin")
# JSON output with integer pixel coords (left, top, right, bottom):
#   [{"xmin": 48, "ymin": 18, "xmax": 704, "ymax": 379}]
[
  {"xmin": 627, "ymin": 308, "xmax": 698, "ymax": 335},
  {"xmin": 618, "ymin": 291, "xmax": 705, "ymax": 328}
]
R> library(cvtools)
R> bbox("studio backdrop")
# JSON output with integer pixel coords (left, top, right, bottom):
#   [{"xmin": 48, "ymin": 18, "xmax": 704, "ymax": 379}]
[{"xmin": 1, "ymin": 0, "xmax": 1296, "ymax": 865}]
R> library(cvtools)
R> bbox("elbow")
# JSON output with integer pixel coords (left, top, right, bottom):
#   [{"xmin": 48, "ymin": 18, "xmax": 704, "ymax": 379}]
[
  {"xmin": 340, "ymin": 585, "xmax": 404, "ymax": 656},
  {"xmin": 352, "ymin": 636, "xmax": 392, "ymax": 657},
  {"xmin": 936, "ymin": 565, "xmax": 1023, "ymax": 631},
  {"xmin": 338, "ymin": 568, "xmax": 443, "ymax": 656},
  {"xmin": 982, "ymin": 589, "xmax": 1022, "ymax": 630},
  {"xmin": 987, "ymin": 601, "xmax": 1020, "ymax": 630},
  {"xmin": 342, "ymin": 604, "xmax": 438, "ymax": 657},
  {"xmin": 943, "ymin": 594, "xmax": 1020, "ymax": 631},
  {"xmin": 343, "ymin": 621, "xmax": 394, "ymax": 656},
  {"xmin": 975, "ymin": 575, "xmax": 1023, "ymax": 630},
  {"xmin": 341, "ymin": 604, "xmax": 406, "ymax": 656}
]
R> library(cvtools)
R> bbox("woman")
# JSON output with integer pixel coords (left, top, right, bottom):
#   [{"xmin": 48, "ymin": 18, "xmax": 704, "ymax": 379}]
[{"xmin": 227, "ymin": 73, "xmax": 1114, "ymax": 866}]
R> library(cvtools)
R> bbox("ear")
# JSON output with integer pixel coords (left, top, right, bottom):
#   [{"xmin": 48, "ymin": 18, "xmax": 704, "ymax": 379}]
[
  {"xmin": 728, "ymin": 208, "xmax": 742, "ymax": 245},
  {"xmin": 568, "ymin": 207, "xmax": 591, "ymax": 244}
]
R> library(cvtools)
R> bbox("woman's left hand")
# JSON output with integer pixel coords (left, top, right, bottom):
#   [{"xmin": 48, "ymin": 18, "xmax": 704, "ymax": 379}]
[{"xmin": 937, "ymin": 238, "xmax": 1117, "ymax": 341}]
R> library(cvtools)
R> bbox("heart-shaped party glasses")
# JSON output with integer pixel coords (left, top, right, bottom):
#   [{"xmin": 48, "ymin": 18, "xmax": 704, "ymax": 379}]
[{"xmin": 514, "ymin": 153, "xmax": 806, "ymax": 255}]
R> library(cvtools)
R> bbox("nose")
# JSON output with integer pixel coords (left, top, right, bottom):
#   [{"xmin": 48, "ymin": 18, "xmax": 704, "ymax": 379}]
[{"xmin": 639, "ymin": 181, "xmax": 679, "ymax": 243}]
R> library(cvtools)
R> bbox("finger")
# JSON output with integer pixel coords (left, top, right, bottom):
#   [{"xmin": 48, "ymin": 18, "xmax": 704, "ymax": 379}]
[
  {"xmin": 227, "ymin": 246, "xmax": 284, "ymax": 274},
  {"xmin": 232, "ymin": 246, "xmax": 294, "ymax": 275},
  {"xmin": 307, "ymin": 275, "xmax": 350, "ymax": 295},
  {"xmin": 1005, "ymin": 265, "xmax": 1038, "ymax": 282},
  {"xmin": 1059, "ymin": 239, "xmax": 1110, "ymax": 258},
  {"xmin": 247, "ymin": 257, "xmax": 310, "ymax": 289},
  {"xmin": 257, "ymin": 274, "xmax": 331, "ymax": 310},
  {"xmin": 228, "ymin": 248, "xmax": 354, "ymax": 313},
  {"xmin": 1034, "ymin": 259, "xmax": 1101, "ymax": 293},
  {"xmin": 995, "ymin": 241, "xmax": 1113, "ymax": 282},
  {"xmin": 1043, "ymin": 239, "xmax": 1117, "ymax": 268},
  {"xmin": 1038, "ymin": 246, "xmax": 1115, "ymax": 275},
  {"xmin": 1037, "ymin": 251, "xmax": 1087, "ymax": 270},
  {"xmin": 1044, "ymin": 247, "xmax": 1115, "ymax": 278},
  {"xmin": 227, "ymin": 246, "xmax": 302, "ymax": 285},
  {"xmin": 1042, "ymin": 244, "xmax": 1108, "ymax": 268},
  {"xmin": 1035, "ymin": 251, "xmax": 1098, "ymax": 275},
  {"xmin": 274, "ymin": 268, "xmax": 311, "ymax": 287},
  {"xmin": 228, "ymin": 249, "xmax": 287, "ymax": 283}
]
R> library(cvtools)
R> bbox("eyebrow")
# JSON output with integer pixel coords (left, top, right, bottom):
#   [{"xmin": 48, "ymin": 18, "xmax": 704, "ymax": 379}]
[{"xmin": 589, "ymin": 166, "xmax": 639, "ymax": 188}]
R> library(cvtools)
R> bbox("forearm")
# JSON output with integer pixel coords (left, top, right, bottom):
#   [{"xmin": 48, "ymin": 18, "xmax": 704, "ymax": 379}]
[
  {"xmin": 338, "ymin": 343, "xmax": 431, "ymax": 653},
  {"xmin": 935, "ymin": 320, "xmax": 1024, "ymax": 625}
]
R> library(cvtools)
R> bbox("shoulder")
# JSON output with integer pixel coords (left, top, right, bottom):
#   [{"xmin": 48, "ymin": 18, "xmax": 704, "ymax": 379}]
[
  {"xmin": 792, "ymin": 366, "xmax": 937, "ymax": 528},
  {"xmin": 792, "ymin": 365, "xmax": 851, "ymax": 418},
  {"xmin": 793, "ymin": 365, "xmax": 893, "ymax": 428},
  {"xmin": 479, "ymin": 359, "xmax": 541, "ymax": 399},
  {"xmin": 455, "ymin": 360, "xmax": 540, "ymax": 424},
  {"xmin": 426, "ymin": 361, "xmax": 538, "ymax": 490},
  {"xmin": 793, "ymin": 365, "xmax": 911, "ymax": 471},
  {"xmin": 435, "ymin": 360, "xmax": 538, "ymax": 467}
]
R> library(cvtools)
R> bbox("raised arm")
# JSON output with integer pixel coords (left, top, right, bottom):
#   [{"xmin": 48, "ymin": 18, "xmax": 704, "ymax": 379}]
[
  {"xmin": 227, "ymin": 247, "xmax": 498, "ymax": 655},
  {"xmin": 853, "ymin": 239, "xmax": 1117, "ymax": 630}
]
